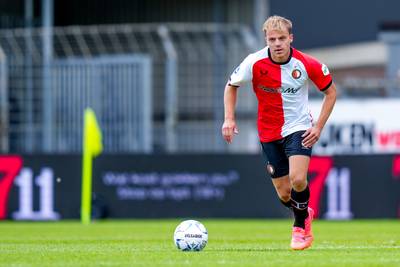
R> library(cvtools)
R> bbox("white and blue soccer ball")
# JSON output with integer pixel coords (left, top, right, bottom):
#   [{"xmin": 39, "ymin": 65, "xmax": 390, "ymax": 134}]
[{"xmin": 173, "ymin": 220, "xmax": 208, "ymax": 251}]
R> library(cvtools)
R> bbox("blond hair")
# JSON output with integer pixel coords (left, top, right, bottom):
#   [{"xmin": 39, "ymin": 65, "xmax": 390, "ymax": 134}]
[{"xmin": 262, "ymin": 15, "xmax": 292, "ymax": 34}]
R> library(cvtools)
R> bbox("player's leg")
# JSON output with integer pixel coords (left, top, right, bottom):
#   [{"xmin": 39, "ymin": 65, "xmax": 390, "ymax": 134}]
[
  {"xmin": 289, "ymin": 155, "xmax": 314, "ymax": 249},
  {"xmin": 288, "ymin": 155, "xmax": 310, "ymax": 228},
  {"xmin": 285, "ymin": 130, "xmax": 314, "ymax": 250},
  {"xmin": 271, "ymin": 175, "xmax": 291, "ymax": 208},
  {"xmin": 260, "ymin": 141, "xmax": 291, "ymax": 208}
]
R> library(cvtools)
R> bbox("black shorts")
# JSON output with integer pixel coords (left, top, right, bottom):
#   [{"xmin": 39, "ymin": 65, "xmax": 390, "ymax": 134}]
[{"xmin": 261, "ymin": 130, "xmax": 312, "ymax": 179}]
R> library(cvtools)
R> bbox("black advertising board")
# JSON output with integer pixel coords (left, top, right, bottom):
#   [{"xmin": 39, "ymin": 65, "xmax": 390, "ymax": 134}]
[
  {"xmin": 92, "ymin": 155, "xmax": 279, "ymax": 218},
  {"xmin": 1, "ymin": 154, "xmax": 399, "ymax": 220}
]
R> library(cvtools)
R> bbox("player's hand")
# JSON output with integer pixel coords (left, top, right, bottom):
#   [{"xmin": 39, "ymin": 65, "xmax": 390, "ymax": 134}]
[
  {"xmin": 222, "ymin": 119, "xmax": 239, "ymax": 144},
  {"xmin": 301, "ymin": 126, "xmax": 321, "ymax": 148}
]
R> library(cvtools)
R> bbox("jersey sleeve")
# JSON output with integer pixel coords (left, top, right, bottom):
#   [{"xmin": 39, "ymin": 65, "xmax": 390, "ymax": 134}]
[
  {"xmin": 303, "ymin": 54, "xmax": 333, "ymax": 91},
  {"xmin": 228, "ymin": 54, "xmax": 253, "ymax": 87}
]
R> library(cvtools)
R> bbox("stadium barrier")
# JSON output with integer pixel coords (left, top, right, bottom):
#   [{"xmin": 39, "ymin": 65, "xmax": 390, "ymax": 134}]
[
  {"xmin": 0, "ymin": 24, "xmax": 258, "ymax": 153},
  {"xmin": 1, "ymin": 154, "xmax": 399, "ymax": 220}
]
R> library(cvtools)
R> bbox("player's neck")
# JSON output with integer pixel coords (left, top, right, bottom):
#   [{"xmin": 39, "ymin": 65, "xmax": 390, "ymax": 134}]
[
  {"xmin": 271, "ymin": 53, "xmax": 289, "ymax": 63},
  {"xmin": 268, "ymin": 47, "xmax": 292, "ymax": 65}
]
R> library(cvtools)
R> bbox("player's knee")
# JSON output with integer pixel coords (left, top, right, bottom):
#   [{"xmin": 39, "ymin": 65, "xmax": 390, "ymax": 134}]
[
  {"xmin": 290, "ymin": 175, "xmax": 307, "ymax": 191},
  {"xmin": 279, "ymin": 194, "xmax": 290, "ymax": 202},
  {"xmin": 280, "ymin": 189, "xmax": 291, "ymax": 201},
  {"xmin": 274, "ymin": 184, "xmax": 291, "ymax": 201},
  {"xmin": 276, "ymin": 188, "xmax": 290, "ymax": 202}
]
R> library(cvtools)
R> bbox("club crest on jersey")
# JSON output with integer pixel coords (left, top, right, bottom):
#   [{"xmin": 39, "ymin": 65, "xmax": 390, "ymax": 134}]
[{"xmin": 291, "ymin": 69, "xmax": 302, "ymax": 79}]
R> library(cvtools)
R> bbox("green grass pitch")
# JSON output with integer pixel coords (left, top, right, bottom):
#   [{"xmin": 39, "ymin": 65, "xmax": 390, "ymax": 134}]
[{"xmin": 0, "ymin": 219, "xmax": 399, "ymax": 266}]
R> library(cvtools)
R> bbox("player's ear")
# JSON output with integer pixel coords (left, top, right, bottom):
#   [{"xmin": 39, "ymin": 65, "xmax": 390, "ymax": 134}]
[
  {"xmin": 264, "ymin": 30, "xmax": 268, "ymax": 44},
  {"xmin": 289, "ymin": 34, "xmax": 294, "ymax": 44}
]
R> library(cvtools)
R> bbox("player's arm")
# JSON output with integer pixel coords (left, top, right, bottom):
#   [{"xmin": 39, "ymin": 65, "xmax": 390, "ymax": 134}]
[
  {"xmin": 222, "ymin": 54, "xmax": 252, "ymax": 144},
  {"xmin": 222, "ymin": 82, "xmax": 239, "ymax": 144},
  {"xmin": 302, "ymin": 82, "xmax": 337, "ymax": 148}
]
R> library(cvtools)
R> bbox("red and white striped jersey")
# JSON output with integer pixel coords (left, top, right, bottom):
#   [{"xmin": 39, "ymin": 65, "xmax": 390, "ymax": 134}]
[{"xmin": 229, "ymin": 47, "xmax": 332, "ymax": 143}]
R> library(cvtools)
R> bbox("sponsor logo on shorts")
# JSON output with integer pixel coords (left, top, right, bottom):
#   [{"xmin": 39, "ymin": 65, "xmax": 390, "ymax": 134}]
[{"xmin": 266, "ymin": 164, "xmax": 275, "ymax": 175}]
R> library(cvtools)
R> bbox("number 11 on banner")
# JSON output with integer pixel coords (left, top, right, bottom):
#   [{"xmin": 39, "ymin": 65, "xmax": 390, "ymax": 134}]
[{"xmin": 13, "ymin": 168, "xmax": 60, "ymax": 220}]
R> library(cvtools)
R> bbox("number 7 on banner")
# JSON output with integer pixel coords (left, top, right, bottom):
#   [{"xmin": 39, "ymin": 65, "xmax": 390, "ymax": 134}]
[{"xmin": 0, "ymin": 156, "xmax": 23, "ymax": 219}]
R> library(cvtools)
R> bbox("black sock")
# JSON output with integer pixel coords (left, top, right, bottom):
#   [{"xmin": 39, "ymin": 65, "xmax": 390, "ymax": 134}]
[
  {"xmin": 280, "ymin": 199, "xmax": 292, "ymax": 209},
  {"xmin": 290, "ymin": 186, "xmax": 310, "ymax": 229}
]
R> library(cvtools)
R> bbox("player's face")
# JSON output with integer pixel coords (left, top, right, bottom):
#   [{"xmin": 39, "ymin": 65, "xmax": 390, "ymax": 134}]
[{"xmin": 265, "ymin": 29, "xmax": 293, "ymax": 63}]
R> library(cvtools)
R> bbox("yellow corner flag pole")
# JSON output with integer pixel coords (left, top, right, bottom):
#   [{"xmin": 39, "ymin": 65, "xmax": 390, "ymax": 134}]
[{"xmin": 81, "ymin": 108, "xmax": 103, "ymax": 224}]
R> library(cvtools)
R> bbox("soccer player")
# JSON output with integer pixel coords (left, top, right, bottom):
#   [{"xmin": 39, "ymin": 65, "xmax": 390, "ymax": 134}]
[{"xmin": 222, "ymin": 15, "xmax": 336, "ymax": 250}]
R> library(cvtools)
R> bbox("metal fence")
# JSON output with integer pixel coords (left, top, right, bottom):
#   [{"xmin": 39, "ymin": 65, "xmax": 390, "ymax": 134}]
[
  {"xmin": 6, "ymin": 56, "xmax": 153, "ymax": 153},
  {"xmin": 0, "ymin": 46, "xmax": 7, "ymax": 152},
  {"xmin": 0, "ymin": 23, "xmax": 259, "ymax": 153},
  {"xmin": 51, "ymin": 55, "xmax": 152, "ymax": 153}
]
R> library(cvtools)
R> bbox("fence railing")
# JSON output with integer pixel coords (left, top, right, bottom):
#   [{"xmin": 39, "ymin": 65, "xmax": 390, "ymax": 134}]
[
  {"xmin": 0, "ymin": 23, "xmax": 259, "ymax": 153},
  {"xmin": 0, "ymin": 46, "xmax": 8, "ymax": 152},
  {"xmin": 1, "ymin": 23, "xmax": 398, "ymax": 154},
  {"xmin": 51, "ymin": 55, "xmax": 152, "ymax": 153}
]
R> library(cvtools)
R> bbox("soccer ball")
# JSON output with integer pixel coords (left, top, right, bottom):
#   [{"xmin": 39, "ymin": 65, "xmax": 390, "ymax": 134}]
[{"xmin": 173, "ymin": 220, "xmax": 208, "ymax": 251}]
